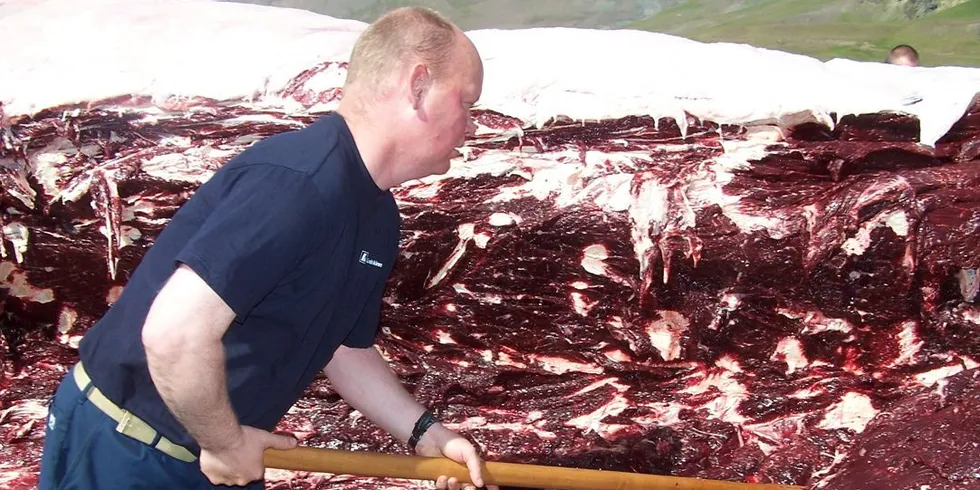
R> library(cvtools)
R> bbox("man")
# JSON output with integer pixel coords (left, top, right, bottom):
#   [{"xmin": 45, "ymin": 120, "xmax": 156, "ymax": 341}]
[
  {"xmin": 38, "ymin": 7, "xmax": 495, "ymax": 490},
  {"xmin": 886, "ymin": 44, "xmax": 920, "ymax": 66}
]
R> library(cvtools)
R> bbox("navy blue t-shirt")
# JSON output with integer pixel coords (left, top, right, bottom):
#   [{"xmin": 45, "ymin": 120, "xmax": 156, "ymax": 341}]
[{"xmin": 77, "ymin": 113, "xmax": 400, "ymax": 453}]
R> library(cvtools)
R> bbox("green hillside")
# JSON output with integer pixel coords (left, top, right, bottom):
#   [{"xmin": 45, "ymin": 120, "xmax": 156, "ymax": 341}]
[
  {"xmin": 224, "ymin": 0, "xmax": 681, "ymax": 30},
  {"xmin": 629, "ymin": 0, "xmax": 980, "ymax": 67}
]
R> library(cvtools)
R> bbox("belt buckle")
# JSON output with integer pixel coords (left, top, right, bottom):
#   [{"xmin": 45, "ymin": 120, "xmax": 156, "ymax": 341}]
[
  {"xmin": 116, "ymin": 411, "xmax": 134, "ymax": 433},
  {"xmin": 114, "ymin": 409, "xmax": 157, "ymax": 447}
]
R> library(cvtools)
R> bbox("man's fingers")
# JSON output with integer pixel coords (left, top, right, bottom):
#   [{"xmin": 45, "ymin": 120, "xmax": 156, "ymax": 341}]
[
  {"xmin": 266, "ymin": 432, "xmax": 298, "ymax": 450},
  {"xmin": 436, "ymin": 475, "xmax": 449, "ymax": 490},
  {"xmin": 463, "ymin": 446, "xmax": 485, "ymax": 488}
]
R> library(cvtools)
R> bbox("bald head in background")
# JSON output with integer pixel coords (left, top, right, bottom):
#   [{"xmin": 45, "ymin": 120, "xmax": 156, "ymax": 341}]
[{"xmin": 886, "ymin": 44, "xmax": 920, "ymax": 67}]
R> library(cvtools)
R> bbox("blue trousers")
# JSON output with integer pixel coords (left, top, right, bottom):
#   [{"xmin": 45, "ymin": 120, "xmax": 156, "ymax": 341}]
[{"xmin": 38, "ymin": 365, "xmax": 263, "ymax": 490}]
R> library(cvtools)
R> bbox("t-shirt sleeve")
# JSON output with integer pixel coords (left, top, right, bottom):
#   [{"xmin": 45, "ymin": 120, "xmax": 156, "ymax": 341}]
[
  {"xmin": 174, "ymin": 164, "xmax": 329, "ymax": 319},
  {"xmin": 342, "ymin": 280, "xmax": 385, "ymax": 348}
]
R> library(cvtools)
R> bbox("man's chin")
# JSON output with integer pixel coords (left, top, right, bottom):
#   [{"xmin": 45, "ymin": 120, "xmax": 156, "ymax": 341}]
[
  {"xmin": 417, "ymin": 154, "xmax": 457, "ymax": 181},
  {"xmin": 437, "ymin": 152, "xmax": 460, "ymax": 173}
]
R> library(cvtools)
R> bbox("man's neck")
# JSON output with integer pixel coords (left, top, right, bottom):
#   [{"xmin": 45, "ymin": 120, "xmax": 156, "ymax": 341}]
[{"xmin": 336, "ymin": 102, "xmax": 397, "ymax": 191}]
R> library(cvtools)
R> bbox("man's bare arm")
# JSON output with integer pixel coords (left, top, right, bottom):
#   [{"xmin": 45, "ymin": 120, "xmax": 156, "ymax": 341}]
[
  {"xmin": 142, "ymin": 264, "xmax": 296, "ymax": 486},
  {"xmin": 323, "ymin": 345, "xmax": 428, "ymax": 442},
  {"xmin": 141, "ymin": 263, "xmax": 241, "ymax": 451},
  {"xmin": 324, "ymin": 345, "xmax": 494, "ymax": 489}
]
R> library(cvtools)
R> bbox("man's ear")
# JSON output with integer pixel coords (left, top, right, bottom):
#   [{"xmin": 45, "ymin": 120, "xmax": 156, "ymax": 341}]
[{"xmin": 409, "ymin": 63, "xmax": 430, "ymax": 111}]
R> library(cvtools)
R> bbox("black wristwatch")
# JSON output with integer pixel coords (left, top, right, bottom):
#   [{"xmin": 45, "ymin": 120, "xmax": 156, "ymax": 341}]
[{"xmin": 408, "ymin": 410, "xmax": 438, "ymax": 450}]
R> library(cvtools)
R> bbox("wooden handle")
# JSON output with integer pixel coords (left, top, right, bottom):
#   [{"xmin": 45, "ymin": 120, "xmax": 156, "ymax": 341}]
[{"xmin": 265, "ymin": 447, "xmax": 804, "ymax": 490}]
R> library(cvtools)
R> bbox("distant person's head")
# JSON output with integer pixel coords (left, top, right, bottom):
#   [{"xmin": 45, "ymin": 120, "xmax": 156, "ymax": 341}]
[
  {"xmin": 886, "ymin": 45, "xmax": 920, "ymax": 67},
  {"xmin": 338, "ymin": 7, "xmax": 484, "ymax": 186}
]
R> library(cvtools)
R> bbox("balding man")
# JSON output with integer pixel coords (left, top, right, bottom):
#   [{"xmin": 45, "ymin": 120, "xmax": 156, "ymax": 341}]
[
  {"xmin": 38, "ymin": 7, "xmax": 494, "ymax": 490},
  {"xmin": 886, "ymin": 44, "xmax": 920, "ymax": 67}
]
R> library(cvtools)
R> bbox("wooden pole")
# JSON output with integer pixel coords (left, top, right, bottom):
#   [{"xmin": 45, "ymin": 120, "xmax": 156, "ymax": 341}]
[{"xmin": 265, "ymin": 447, "xmax": 804, "ymax": 490}]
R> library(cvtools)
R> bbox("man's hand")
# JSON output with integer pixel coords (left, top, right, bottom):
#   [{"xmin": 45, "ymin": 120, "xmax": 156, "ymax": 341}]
[
  {"xmin": 415, "ymin": 424, "xmax": 499, "ymax": 490},
  {"xmin": 199, "ymin": 426, "xmax": 297, "ymax": 486}
]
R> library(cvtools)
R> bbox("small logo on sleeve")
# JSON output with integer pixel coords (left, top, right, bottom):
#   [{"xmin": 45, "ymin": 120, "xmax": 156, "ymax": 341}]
[{"xmin": 359, "ymin": 250, "xmax": 383, "ymax": 268}]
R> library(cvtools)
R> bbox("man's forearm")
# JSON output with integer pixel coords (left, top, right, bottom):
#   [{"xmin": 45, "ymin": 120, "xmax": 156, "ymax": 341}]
[
  {"xmin": 323, "ymin": 345, "xmax": 428, "ymax": 443},
  {"xmin": 145, "ymin": 337, "xmax": 243, "ymax": 451}
]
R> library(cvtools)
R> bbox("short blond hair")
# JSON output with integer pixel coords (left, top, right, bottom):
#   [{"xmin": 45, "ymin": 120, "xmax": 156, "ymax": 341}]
[{"xmin": 344, "ymin": 7, "xmax": 458, "ymax": 91}]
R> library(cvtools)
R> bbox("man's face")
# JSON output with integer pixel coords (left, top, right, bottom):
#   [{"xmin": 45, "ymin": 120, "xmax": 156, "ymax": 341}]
[
  {"xmin": 421, "ymin": 60, "xmax": 482, "ymax": 175},
  {"xmin": 406, "ymin": 36, "xmax": 484, "ymax": 179}
]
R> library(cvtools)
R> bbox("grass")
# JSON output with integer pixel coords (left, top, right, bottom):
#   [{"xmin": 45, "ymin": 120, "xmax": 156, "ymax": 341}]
[
  {"xmin": 628, "ymin": 0, "xmax": 980, "ymax": 67},
  {"xmin": 229, "ymin": 0, "xmax": 980, "ymax": 66},
  {"xmin": 929, "ymin": 0, "xmax": 980, "ymax": 19}
]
